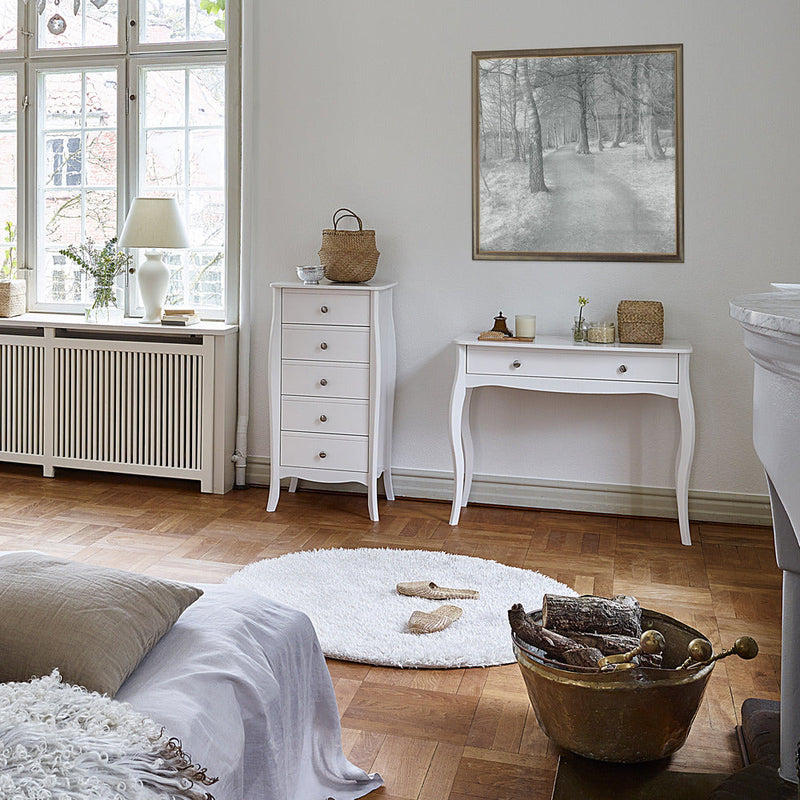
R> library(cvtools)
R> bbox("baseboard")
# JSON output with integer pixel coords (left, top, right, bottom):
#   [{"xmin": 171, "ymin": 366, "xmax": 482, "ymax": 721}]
[{"xmin": 245, "ymin": 457, "xmax": 772, "ymax": 526}]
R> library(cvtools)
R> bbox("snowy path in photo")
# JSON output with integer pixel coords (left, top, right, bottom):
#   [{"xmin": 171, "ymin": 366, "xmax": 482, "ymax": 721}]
[{"xmin": 480, "ymin": 145, "xmax": 675, "ymax": 255}]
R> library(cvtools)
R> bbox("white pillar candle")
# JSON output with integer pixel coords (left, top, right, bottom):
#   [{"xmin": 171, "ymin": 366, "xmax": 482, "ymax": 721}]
[{"xmin": 515, "ymin": 314, "xmax": 536, "ymax": 339}]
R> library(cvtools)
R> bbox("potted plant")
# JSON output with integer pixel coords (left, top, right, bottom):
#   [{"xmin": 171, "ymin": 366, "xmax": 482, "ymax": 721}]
[
  {"xmin": 573, "ymin": 296, "xmax": 589, "ymax": 342},
  {"xmin": 59, "ymin": 238, "xmax": 132, "ymax": 323},
  {"xmin": 0, "ymin": 221, "xmax": 25, "ymax": 318}
]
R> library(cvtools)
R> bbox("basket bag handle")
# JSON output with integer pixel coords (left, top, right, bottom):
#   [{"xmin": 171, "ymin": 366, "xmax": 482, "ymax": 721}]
[{"xmin": 332, "ymin": 208, "xmax": 364, "ymax": 231}]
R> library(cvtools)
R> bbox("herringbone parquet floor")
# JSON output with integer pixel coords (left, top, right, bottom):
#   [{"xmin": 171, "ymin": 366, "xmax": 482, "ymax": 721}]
[{"xmin": 0, "ymin": 465, "xmax": 781, "ymax": 799}]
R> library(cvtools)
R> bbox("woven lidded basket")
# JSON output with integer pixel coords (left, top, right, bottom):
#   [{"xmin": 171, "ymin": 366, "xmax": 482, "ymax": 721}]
[
  {"xmin": 0, "ymin": 279, "xmax": 25, "ymax": 318},
  {"xmin": 318, "ymin": 208, "xmax": 379, "ymax": 283},
  {"xmin": 617, "ymin": 300, "xmax": 664, "ymax": 344}
]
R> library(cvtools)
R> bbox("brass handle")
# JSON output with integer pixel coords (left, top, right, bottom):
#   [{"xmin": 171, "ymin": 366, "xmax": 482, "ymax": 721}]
[
  {"xmin": 320, "ymin": 305, "xmax": 328, "ymax": 313},
  {"xmin": 319, "ymin": 414, "xmax": 327, "ymax": 423},
  {"xmin": 320, "ymin": 378, "xmax": 328, "ymax": 386},
  {"xmin": 617, "ymin": 364, "xmax": 627, "ymax": 374},
  {"xmin": 512, "ymin": 360, "xmax": 521, "ymax": 369},
  {"xmin": 319, "ymin": 451, "xmax": 327, "ymax": 459},
  {"xmin": 320, "ymin": 342, "xmax": 328, "ymax": 350}
]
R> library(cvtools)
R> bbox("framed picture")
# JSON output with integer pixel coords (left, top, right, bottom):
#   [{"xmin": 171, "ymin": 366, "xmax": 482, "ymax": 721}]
[{"xmin": 472, "ymin": 44, "xmax": 683, "ymax": 262}]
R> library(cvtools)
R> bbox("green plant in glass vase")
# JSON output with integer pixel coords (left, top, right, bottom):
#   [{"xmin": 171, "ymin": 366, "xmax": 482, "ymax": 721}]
[
  {"xmin": 59, "ymin": 238, "xmax": 132, "ymax": 323},
  {"xmin": 573, "ymin": 295, "xmax": 589, "ymax": 342}
]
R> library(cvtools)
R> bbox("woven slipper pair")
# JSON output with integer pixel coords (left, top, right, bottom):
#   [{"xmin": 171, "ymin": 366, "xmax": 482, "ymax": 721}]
[{"xmin": 396, "ymin": 581, "xmax": 479, "ymax": 601}]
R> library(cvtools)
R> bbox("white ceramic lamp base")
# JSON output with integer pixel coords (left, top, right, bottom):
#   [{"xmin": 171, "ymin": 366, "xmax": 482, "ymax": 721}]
[{"xmin": 137, "ymin": 251, "xmax": 170, "ymax": 324}]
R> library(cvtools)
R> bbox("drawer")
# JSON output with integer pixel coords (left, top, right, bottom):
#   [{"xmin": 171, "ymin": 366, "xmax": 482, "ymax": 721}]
[
  {"xmin": 282, "ymin": 325, "xmax": 370, "ymax": 363},
  {"xmin": 281, "ymin": 396, "xmax": 369, "ymax": 436},
  {"xmin": 466, "ymin": 346, "xmax": 678, "ymax": 383},
  {"xmin": 282, "ymin": 289, "xmax": 370, "ymax": 327},
  {"xmin": 281, "ymin": 431, "xmax": 368, "ymax": 472},
  {"xmin": 281, "ymin": 360, "xmax": 370, "ymax": 399}
]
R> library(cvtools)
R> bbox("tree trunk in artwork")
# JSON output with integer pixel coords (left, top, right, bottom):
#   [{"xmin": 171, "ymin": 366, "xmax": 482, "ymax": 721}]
[
  {"xmin": 510, "ymin": 61, "xmax": 521, "ymax": 161},
  {"xmin": 592, "ymin": 104, "xmax": 604, "ymax": 151},
  {"xmin": 522, "ymin": 59, "xmax": 547, "ymax": 193},
  {"xmin": 611, "ymin": 98, "xmax": 623, "ymax": 147},
  {"xmin": 641, "ymin": 60, "xmax": 666, "ymax": 160},
  {"xmin": 575, "ymin": 66, "xmax": 591, "ymax": 155}
]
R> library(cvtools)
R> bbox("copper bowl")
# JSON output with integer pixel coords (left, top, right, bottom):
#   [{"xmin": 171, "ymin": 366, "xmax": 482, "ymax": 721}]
[{"xmin": 513, "ymin": 608, "xmax": 715, "ymax": 763}]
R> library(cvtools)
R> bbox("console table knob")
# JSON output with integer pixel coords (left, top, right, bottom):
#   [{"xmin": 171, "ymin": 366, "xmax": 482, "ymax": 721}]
[
  {"xmin": 320, "ymin": 342, "xmax": 328, "ymax": 350},
  {"xmin": 512, "ymin": 360, "xmax": 521, "ymax": 369},
  {"xmin": 320, "ymin": 305, "xmax": 329, "ymax": 313},
  {"xmin": 320, "ymin": 378, "xmax": 328, "ymax": 386},
  {"xmin": 618, "ymin": 364, "xmax": 628, "ymax": 374},
  {"xmin": 319, "ymin": 414, "xmax": 327, "ymax": 423},
  {"xmin": 319, "ymin": 451, "xmax": 327, "ymax": 459}
]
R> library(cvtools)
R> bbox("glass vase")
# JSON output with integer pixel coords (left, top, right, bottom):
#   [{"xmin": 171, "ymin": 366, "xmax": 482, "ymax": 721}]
[{"xmin": 573, "ymin": 316, "xmax": 588, "ymax": 342}]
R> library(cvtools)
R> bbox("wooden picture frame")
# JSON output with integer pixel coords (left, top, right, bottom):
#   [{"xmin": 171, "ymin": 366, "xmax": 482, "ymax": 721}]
[{"xmin": 472, "ymin": 44, "xmax": 684, "ymax": 262}]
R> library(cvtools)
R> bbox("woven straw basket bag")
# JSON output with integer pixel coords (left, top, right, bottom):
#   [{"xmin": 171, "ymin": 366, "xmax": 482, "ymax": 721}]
[{"xmin": 318, "ymin": 208, "xmax": 380, "ymax": 283}]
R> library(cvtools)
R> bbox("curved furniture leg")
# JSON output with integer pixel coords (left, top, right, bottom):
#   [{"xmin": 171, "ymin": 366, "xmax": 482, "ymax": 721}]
[
  {"xmin": 267, "ymin": 462, "xmax": 281, "ymax": 512},
  {"xmin": 675, "ymin": 353, "xmax": 695, "ymax": 545},
  {"xmin": 383, "ymin": 469, "xmax": 395, "ymax": 502},
  {"xmin": 368, "ymin": 475, "xmax": 379, "ymax": 522},
  {"xmin": 461, "ymin": 388, "xmax": 474, "ymax": 507},
  {"xmin": 449, "ymin": 347, "xmax": 467, "ymax": 526},
  {"xmin": 288, "ymin": 477, "xmax": 298, "ymax": 493}
]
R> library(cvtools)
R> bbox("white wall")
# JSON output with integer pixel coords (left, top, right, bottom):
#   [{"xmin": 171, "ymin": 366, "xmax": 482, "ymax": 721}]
[{"xmin": 242, "ymin": 0, "xmax": 800, "ymax": 513}]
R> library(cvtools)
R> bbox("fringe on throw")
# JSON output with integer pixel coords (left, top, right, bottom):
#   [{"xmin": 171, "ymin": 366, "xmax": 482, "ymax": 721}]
[{"xmin": 0, "ymin": 670, "xmax": 218, "ymax": 800}]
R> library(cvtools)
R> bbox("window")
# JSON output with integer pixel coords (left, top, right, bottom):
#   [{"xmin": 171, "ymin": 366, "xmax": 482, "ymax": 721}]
[{"xmin": 2, "ymin": 0, "xmax": 238, "ymax": 320}]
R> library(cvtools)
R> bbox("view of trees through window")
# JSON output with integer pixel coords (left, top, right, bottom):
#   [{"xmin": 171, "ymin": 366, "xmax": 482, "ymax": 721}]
[{"xmin": 0, "ymin": 0, "xmax": 230, "ymax": 316}]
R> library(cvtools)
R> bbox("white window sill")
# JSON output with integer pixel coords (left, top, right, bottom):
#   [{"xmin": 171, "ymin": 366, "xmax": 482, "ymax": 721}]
[{"xmin": 0, "ymin": 312, "xmax": 237, "ymax": 337}]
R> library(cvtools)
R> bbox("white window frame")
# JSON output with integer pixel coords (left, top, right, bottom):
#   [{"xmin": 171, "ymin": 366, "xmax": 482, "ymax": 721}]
[{"xmin": 11, "ymin": 0, "xmax": 240, "ymax": 323}]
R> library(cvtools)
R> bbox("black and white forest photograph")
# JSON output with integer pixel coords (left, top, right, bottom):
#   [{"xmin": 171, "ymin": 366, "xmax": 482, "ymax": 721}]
[{"xmin": 473, "ymin": 44, "xmax": 683, "ymax": 261}]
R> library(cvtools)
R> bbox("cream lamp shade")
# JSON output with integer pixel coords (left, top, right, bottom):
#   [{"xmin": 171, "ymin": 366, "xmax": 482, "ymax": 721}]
[{"xmin": 119, "ymin": 198, "xmax": 190, "ymax": 324}]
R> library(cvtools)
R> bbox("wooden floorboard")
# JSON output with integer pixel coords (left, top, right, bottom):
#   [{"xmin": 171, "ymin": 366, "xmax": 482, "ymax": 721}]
[{"xmin": 0, "ymin": 465, "xmax": 782, "ymax": 799}]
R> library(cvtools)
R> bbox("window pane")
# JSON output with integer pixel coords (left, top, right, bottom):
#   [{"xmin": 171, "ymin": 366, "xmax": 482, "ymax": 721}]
[
  {"xmin": 0, "ymin": 0, "xmax": 18, "ymax": 52},
  {"xmin": 0, "ymin": 72, "xmax": 16, "ymax": 279},
  {"xmin": 37, "ymin": 0, "xmax": 119, "ymax": 50},
  {"xmin": 140, "ymin": 64, "xmax": 225, "ymax": 312},
  {"xmin": 38, "ymin": 69, "xmax": 118, "ymax": 305},
  {"xmin": 143, "ymin": 0, "xmax": 225, "ymax": 44}
]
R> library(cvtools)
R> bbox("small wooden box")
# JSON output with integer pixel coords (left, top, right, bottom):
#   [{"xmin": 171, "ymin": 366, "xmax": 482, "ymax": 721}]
[
  {"xmin": 617, "ymin": 300, "xmax": 664, "ymax": 344},
  {"xmin": 0, "ymin": 279, "xmax": 25, "ymax": 318}
]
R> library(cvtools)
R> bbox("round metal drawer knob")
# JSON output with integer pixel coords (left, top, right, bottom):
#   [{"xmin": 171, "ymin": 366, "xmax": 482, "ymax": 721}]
[
  {"xmin": 618, "ymin": 364, "xmax": 628, "ymax": 374},
  {"xmin": 320, "ymin": 342, "xmax": 328, "ymax": 350},
  {"xmin": 319, "ymin": 451, "xmax": 327, "ymax": 459},
  {"xmin": 512, "ymin": 360, "xmax": 522, "ymax": 369},
  {"xmin": 319, "ymin": 414, "xmax": 328, "ymax": 423},
  {"xmin": 320, "ymin": 378, "xmax": 328, "ymax": 386},
  {"xmin": 320, "ymin": 305, "xmax": 329, "ymax": 313}
]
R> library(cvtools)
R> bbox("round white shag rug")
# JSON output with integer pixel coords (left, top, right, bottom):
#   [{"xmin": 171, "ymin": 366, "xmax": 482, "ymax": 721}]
[{"xmin": 226, "ymin": 548, "xmax": 576, "ymax": 668}]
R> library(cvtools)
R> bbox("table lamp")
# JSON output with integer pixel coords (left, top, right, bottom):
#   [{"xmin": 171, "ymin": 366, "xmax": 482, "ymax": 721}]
[{"xmin": 119, "ymin": 198, "xmax": 190, "ymax": 324}]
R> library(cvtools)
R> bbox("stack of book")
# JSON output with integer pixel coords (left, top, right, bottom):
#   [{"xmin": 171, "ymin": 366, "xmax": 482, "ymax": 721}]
[{"xmin": 161, "ymin": 308, "xmax": 201, "ymax": 326}]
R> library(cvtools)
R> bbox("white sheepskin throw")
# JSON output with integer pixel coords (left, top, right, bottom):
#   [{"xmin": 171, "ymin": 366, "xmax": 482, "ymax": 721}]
[
  {"xmin": 0, "ymin": 671, "xmax": 217, "ymax": 800},
  {"xmin": 227, "ymin": 547, "xmax": 577, "ymax": 668}
]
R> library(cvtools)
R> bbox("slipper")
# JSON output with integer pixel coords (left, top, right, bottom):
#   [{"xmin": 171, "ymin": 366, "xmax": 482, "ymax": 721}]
[
  {"xmin": 396, "ymin": 581, "xmax": 479, "ymax": 600},
  {"xmin": 407, "ymin": 605, "xmax": 463, "ymax": 635}
]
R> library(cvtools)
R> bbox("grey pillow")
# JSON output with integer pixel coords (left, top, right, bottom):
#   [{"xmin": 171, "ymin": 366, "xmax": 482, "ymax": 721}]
[{"xmin": 0, "ymin": 551, "xmax": 202, "ymax": 697}]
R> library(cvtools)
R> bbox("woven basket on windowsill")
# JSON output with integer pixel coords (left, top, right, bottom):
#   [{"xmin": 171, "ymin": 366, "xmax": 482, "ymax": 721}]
[
  {"xmin": 0, "ymin": 279, "xmax": 25, "ymax": 318},
  {"xmin": 617, "ymin": 300, "xmax": 664, "ymax": 344}
]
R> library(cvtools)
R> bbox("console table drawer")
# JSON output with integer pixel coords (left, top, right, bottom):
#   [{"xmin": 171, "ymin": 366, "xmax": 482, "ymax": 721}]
[
  {"xmin": 282, "ymin": 289, "xmax": 370, "ymax": 327},
  {"xmin": 466, "ymin": 347, "xmax": 678, "ymax": 383},
  {"xmin": 281, "ymin": 325, "xmax": 370, "ymax": 363},
  {"xmin": 281, "ymin": 431, "xmax": 368, "ymax": 472},
  {"xmin": 281, "ymin": 396, "xmax": 369, "ymax": 436},
  {"xmin": 281, "ymin": 360, "xmax": 370, "ymax": 399}
]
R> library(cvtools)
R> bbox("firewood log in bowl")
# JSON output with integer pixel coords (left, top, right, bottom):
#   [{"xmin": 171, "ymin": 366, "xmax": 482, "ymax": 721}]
[{"xmin": 512, "ymin": 607, "xmax": 715, "ymax": 763}]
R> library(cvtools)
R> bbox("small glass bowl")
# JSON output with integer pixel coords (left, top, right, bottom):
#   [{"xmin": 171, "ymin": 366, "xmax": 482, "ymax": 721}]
[{"xmin": 296, "ymin": 265, "xmax": 325, "ymax": 285}]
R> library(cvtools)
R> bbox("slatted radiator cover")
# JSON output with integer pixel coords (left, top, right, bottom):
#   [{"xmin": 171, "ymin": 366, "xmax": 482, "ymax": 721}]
[
  {"xmin": 0, "ymin": 340, "xmax": 45, "ymax": 456},
  {"xmin": 53, "ymin": 346, "xmax": 204, "ymax": 469},
  {"xmin": 0, "ymin": 323, "xmax": 236, "ymax": 493}
]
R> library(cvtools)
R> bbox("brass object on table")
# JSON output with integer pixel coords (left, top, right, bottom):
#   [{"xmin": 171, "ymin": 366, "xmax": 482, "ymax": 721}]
[
  {"xmin": 490, "ymin": 311, "xmax": 512, "ymax": 337},
  {"xmin": 513, "ymin": 608, "xmax": 715, "ymax": 763},
  {"xmin": 598, "ymin": 629, "xmax": 666, "ymax": 672}
]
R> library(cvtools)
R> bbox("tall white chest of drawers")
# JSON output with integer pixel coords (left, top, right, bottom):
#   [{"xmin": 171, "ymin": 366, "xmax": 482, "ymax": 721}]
[{"xmin": 267, "ymin": 281, "xmax": 397, "ymax": 521}]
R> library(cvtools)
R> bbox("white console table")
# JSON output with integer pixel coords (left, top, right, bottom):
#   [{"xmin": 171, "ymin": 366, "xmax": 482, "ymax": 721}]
[{"xmin": 448, "ymin": 335, "xmax": 695, "ymax": 545}]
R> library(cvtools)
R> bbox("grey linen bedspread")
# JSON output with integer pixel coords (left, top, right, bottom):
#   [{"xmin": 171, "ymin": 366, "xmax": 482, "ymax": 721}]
[{"xmin": 117, "ymin": 584, "xmax": 382, "ymax": 800}]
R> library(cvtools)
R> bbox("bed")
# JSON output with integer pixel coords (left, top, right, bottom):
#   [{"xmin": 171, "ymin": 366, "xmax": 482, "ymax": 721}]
[{"xmin": 0, "ymin": 551, "xmax": 382, "ymax": 800}]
